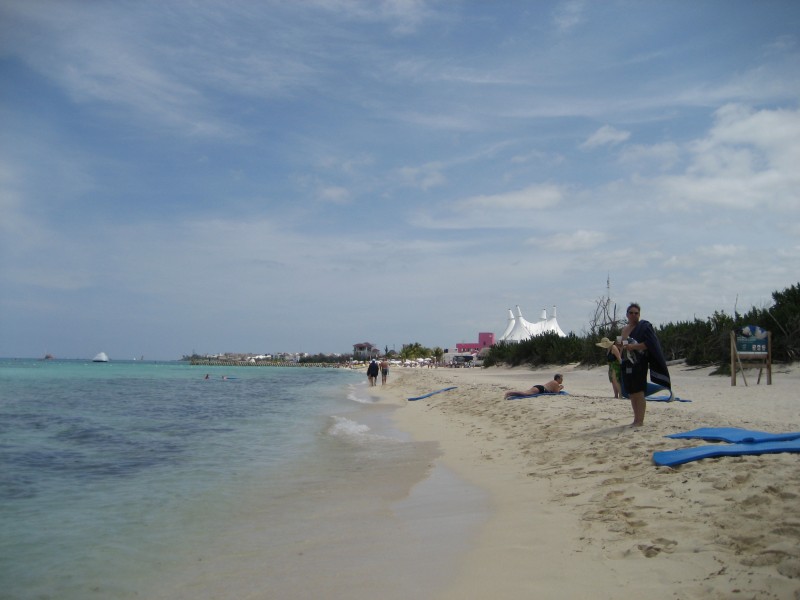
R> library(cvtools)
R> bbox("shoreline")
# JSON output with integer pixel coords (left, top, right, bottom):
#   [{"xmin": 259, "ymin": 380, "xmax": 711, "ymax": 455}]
[{"xmin": 379, "ymin": 363, "xmax": 800, "ymax": 599}]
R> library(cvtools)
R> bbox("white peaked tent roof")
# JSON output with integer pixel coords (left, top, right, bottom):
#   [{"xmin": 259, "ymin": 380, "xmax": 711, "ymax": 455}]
[
  {"xmin": 505, "ymin": 306, "xmax": 534, "ymax": 341},
  {"xmin": 500, "ymin": 308, "xmax": 515, "ymax": 340},
  {"xmin": 545, "ymin": 309, "xmax": 567, "ymax": 337},
  {"xmin": 499, "ymin": 305, "xmax": 566, "ymax": 342}
]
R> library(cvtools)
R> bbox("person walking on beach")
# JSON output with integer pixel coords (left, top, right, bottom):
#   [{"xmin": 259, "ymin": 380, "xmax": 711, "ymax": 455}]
[
  {"xmin": 618, "ymin": 303, "xmax": 670, "ymax": 427},
  {"xmin": 595, "ymin": 337, "xmax": 622, "ymax": 398},
  {"xmin": 380, "ymin": 358, "xmax": 389, "ymax": 385},
  {"xmin": 504, "ymin": 374, "xmax": 564, "ymax": 398},
  {"xmin": 367, "ymin": 359, "xmax": 379, "ymax": 387}
]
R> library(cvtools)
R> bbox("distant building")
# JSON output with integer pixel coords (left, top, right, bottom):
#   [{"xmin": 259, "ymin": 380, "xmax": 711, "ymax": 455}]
[
  {"xmin": 455, "ymin": 305, "xmax": 566, "ymax": 353},
  {"xmin": 500, "ymin": 305, "xmax": 566, "ymax": 341},
  {"xmin": 456, "ymin": 332, "xmax": 495, "ymax": 353},
  {"xmin": 353, "ymin": 342, "xmax": 380, "ymax": 360}
]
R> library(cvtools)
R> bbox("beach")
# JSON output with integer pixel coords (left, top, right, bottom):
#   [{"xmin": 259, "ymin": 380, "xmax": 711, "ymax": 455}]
[{"xmin": 376, "ymin": 363, "xmax": 800, "ymax": 599}]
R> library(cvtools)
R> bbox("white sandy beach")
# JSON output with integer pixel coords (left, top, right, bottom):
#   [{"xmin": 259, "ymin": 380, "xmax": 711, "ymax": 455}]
[{"xmin": 375, "ymin": 363, "xmax": 800, "ymax": 599}]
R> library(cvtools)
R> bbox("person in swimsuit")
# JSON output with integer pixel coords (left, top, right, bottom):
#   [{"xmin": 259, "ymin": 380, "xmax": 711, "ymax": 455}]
[
  {"xmin": 380, "ymin": 359, "xmax": 389, "ymax": 385},
  {"xmin": 595, "ymin": 337, "xmax": 622, "ymax": 398},
  {"xmin": 504, "ymin": 374, "xmax": 564, "ymax": 398}
]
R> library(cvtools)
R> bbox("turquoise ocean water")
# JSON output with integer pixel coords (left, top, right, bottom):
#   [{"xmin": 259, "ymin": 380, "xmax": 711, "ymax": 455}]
[{"xmin": 0, "ymin": 359, "xmax": 486, "ymax": 599}]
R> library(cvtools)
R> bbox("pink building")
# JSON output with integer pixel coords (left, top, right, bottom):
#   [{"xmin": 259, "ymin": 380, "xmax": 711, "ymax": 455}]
[{"xmin": 456, "ymin": 332, "xmax": 495, "ymax": 353}]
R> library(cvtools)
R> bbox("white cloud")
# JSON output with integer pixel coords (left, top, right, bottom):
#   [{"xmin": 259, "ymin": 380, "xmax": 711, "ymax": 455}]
[
  {"xmin": 618, "ymin": 142, "xmax": 681, "ymax": 171},
  {"xmin": 459, "ymin": 184, "xmax": 564, "ymax": 211},
  {"xmin": 318, "ymin": 186, "xmax": 351, "ymax": 204},
  {"xmin": 553, "ymin": 0, "xmax": 586, "ymax": 33},
  {"xmin": 703, "ymin": 104, "xmax": 800, "ymax": 170},
  {"xmin": 525, "ymin": 229, "xmax": 608, "ymax": 252},
  {"xmin": 397, "ymin": 164, "xmax": 447, "ymax": 190},
  {"xmin": 581, "ymin": 125, "xmax": 631, "ymax": 149},
  {"xmin": 652, "ymin": 105, "xmax": 800, "ymax": 211},
  {"xmin": 408, "ymin": 184, "xmax": 568, "ymax": 231},
  {"xmin": 394, "ymin": 109, "xmax": 484, "ymax": 131},
  {"xmin": 309, "ymin": 0, "xmax": 438, "ymax": 35},
  {"xmin": 700, "ymin": 244, "xmax": 742, "ymax": 258}
]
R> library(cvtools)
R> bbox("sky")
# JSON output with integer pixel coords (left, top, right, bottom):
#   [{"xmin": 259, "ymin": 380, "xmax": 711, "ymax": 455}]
[{"xmin": 1, "ymin": 1, "xmax": 799, "ymax": 361}]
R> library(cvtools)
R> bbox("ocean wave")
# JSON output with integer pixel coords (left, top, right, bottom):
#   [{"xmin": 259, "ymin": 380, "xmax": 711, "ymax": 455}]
[
  {"xmin": 327, "ymin": 416, "xmax": 393, "ymax": 444},
  {"xmin": 346, "ymin": 383, "xmax": 377, "ymax": 404}
]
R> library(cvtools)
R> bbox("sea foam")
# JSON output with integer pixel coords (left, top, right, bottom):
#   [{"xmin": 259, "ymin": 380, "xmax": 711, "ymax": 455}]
[{"xmin": 326, "ymin": 415, "xmax": 391, "ymax": 443}]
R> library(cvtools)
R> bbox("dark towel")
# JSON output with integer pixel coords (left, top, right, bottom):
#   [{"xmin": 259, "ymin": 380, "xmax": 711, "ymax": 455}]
[{"xmin": 632, "ymin": 320, "xmax": 671, "ymax": 389}]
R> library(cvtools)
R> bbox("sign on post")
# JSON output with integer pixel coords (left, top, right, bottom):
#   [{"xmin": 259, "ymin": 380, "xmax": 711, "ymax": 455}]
[{"xmin": 730, "ymin": 326, "xmax": 772, "ymax": 386}]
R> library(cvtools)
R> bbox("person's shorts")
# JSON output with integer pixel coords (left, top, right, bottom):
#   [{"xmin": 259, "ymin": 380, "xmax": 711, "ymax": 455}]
[
  {"xmin": 533, "ymin": 384, "xmax": 546, "ymax": 394},
  {"xmin": 622, "ymin": 359, "xmax": 648, "ymax": 394},
  {"xmin": 608, "ymin": 361, "xmax": 621, "ymax": 381}
]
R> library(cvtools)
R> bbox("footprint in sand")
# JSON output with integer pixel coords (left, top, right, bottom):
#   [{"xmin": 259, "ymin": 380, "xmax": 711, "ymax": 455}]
[
  {"xmin": 636, "ymin": 538, "xmax": 677, "ymax": 557},
  {"xmin": 777, "ymin": 559, "xmax": 800, "ymax": 578},
  {"xmin": 740, "ymin": 494, "xmax": 771, "ymax": 508},
  {"xmin": 764, "ymin": 485, "xmax": 798, "ymax": 500},
  {"xmin": 740, "ymin": 551, "xmax": 786, "ymax": 567}
]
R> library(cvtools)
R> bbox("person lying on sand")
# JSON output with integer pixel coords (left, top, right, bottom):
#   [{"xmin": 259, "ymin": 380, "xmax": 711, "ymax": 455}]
[{"xmin": 503, "ymin": 374, "xmax": 564, "ymax": 398}]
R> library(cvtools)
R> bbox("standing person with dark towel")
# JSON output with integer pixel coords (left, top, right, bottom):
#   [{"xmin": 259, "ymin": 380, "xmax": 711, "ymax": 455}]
[{"xmin": 619, "ymin": 303, "xmax": 670, "ymax": 426}]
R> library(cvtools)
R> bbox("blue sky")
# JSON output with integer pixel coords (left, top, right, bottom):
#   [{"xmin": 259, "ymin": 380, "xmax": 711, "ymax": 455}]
[{"xmin": 1, "ymin": 1, "xmax": 799, "ymax": 360}]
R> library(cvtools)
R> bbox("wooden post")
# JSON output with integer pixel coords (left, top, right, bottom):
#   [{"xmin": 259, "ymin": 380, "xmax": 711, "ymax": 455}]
[
  {"xmin": 730, "ymin": 331, "xmax": 735, "ymax": 386},
  {"xmin": 760, "ymin": 331, "xmax": 772, "ymax": 384},
  {"xmin": 731, "ymin": 331, "xmax": 747, "ymax": 386}
]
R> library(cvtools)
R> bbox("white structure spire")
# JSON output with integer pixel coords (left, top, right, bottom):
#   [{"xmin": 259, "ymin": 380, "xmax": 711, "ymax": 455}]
[
  {"xmin": 505, "ymin": 306, "xmax": 533, "ymax": 341},
  {"xmin": 499, "ymin": 304, "xmax": 566, "ymax": 341},
  {"xmin": 500, "ymin": 309, "xmax": 515, "ymax": 340}
]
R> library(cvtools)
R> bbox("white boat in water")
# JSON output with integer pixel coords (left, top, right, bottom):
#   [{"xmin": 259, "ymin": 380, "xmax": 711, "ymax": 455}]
[{"xmin": 92, "ymin": 352, "xmax": 109, "ymax": 362}]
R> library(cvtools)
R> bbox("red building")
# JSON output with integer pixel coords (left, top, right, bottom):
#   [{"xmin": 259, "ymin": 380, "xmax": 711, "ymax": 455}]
[{"xmin": 455, "ymin": 332, "xmax": 495, "ymax": 353}]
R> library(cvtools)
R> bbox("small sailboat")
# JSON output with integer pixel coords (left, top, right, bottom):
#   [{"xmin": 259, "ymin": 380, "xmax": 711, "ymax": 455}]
[{"xmin": 93, "ymin": 352, "xmax": 109, "ymax": 363}]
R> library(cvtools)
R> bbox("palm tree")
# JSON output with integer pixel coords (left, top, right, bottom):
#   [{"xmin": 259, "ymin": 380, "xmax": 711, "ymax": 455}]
[
  {"xmin": 399, "ymin": 342, "xmax": 428, "ymax": 360},
  {"xmin": 432, "ymin": 346, "xmax": 444, "ymax": 365}
]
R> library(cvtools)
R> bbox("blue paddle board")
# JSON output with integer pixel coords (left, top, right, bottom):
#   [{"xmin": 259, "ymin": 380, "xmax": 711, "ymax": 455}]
[
  {"xmin": 407, "ymin": 386, "xmax": 457, "ymax": 401},
  {"xmin": 653, "ymin": 439, "xmax": 800, "ymax": 467},
  {"xmin": 666, "ymin": 427, "xmax": 800, "ymax": 444}
]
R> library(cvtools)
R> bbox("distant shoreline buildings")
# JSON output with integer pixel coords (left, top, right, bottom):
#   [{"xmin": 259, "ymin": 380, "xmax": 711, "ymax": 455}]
[
  {"xmin": 456, "ymin": 305, "xmax": 566, "ymax": 353},
  {"xmin": 184, "ymin": 305, "xmax": 566, "ymax": 366}
]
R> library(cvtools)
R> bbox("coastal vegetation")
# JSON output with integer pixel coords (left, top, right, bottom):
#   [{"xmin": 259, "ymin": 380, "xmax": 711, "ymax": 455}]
[
  {"xmin": 183, "ymin": 282, "xmax": 798, "ymax": 373},
  {"xmin": 483, "ymin": 282, "xmax": 800, "ymax": 370},
  {"xmin": 397, "ymin": 342, "xmax": 445, "ymax": 363}
]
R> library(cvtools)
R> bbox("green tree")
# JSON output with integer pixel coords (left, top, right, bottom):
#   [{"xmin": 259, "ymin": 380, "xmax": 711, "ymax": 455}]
[
  {"xmin": 432, "ymin": 346, "xmax": 444, "ymax": 364},
  {"xmin": 399, "ymin": 342, "xmax": 430, "ymax": 361}
]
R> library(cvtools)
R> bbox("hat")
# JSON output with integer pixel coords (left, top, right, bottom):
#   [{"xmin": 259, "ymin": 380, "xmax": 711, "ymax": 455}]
[{"xmin": 595, "ymin": 337, "xmax": 614, "ymax": 349}]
